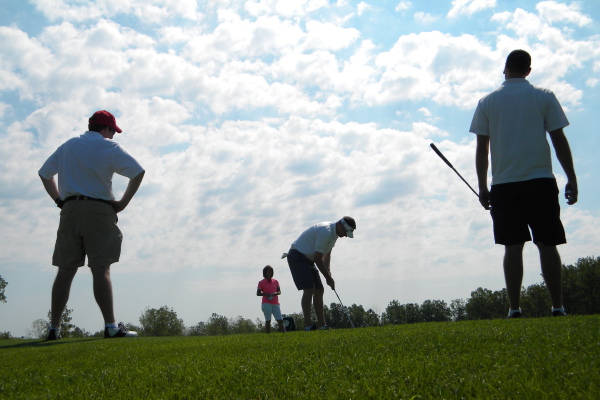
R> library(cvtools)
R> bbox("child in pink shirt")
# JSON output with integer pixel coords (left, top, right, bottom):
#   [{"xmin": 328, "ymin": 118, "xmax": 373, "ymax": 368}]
[{"xmin": 257, "ymin": 265, "xmax": 286, "ymax": 333}]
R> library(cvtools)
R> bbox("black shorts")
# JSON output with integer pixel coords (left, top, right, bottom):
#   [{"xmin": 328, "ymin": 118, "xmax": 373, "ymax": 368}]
[
  {"xmin": 286, "ymin": 249, "xmax": 324, "ymax": 291},
  {"xmin": 490, "ymin": 178, "xmax": 566, "ymax": 246}
]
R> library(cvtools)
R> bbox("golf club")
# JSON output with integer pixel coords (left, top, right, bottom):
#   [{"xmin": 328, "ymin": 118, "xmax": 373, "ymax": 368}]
[
  {"xmin": 430, "ymin": 143, "xmax": 479, "ymax": 198},
  {"xmin": 334, "ymin": 289, "xmax": 355, "ymax": 329}
]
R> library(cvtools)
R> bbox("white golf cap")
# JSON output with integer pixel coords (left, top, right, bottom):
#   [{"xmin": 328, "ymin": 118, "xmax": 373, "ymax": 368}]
[{"xmin": 340, "ymin": 217, "xmax": 355, "ymax": 238}]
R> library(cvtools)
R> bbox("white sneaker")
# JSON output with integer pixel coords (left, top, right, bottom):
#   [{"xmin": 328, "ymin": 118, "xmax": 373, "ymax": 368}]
[{"xmin": 104, "ymin": 323, "xmax": 138, "ymax": 338}]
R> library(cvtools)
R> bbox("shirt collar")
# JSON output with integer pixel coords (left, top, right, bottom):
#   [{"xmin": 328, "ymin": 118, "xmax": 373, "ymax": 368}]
[{"xmin": 502, "ymin": 78, "xmax": 529, "ymax": 85}]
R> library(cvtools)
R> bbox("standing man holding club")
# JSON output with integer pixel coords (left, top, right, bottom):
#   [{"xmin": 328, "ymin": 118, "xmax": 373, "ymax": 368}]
[
  {"xmin": 39, "ymin": 110, "xmax": 145, "ymax": 339},
  {"xmin": 470, "ymin": 50, "xmax": 577, "ymax": 318},
  {"xmin": 283, "ymin": 217, "xmax": 356, "ymax": 331}
]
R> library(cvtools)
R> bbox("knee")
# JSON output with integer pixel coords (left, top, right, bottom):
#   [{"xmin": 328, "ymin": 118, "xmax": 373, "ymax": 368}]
[
  {"xmin": 91, "ymin": 266, "xmax": 110, "ymax": 277},
  {"xmin": 56, "ymin": 267, "xmax": 78, "ymax": 280},
  {"xmin": 505, "ymin": 243, "xmax": 524, "ymax": 255}
]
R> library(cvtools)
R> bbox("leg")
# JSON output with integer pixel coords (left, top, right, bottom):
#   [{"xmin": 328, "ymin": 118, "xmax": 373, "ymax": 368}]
[
  {"xmin": 51, "ymin": 267, "xmax": 78, "ymax": 326},
  {"xmin": 313, "ymin": 288, "xmax": 326, "ymax": 327},
  {"xmin": 265, "ymin": 320, "xmax": 271, "ymax": 334},
  {"xmin": 277, "ymin": 320, "xmax": 286, "ymax": 333},
  {"xmin": 536, "ymin": 242, "xmax": 563, "ymax": 309},
  {"xmin": 91, "ymin": 266, "xmax": 115, "ymax": 324},
  {"xmin": 503, "ymin": 243, "xmax": 525, "ymax": 310},
  {"xmin": 271, "ymin": 305, "xmax": 285, "ymax": 333},
  {"xmin": 301, "ymin": 288, "xmax": 315, "ymax": 327}
]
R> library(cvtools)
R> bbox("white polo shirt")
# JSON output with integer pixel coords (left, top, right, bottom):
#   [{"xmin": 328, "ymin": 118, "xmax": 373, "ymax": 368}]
[
  {"xmin": 39, "ymin": 131, "xmax": 144, "ymax": 200},
  {"xmin": 469, "ymin": 79, "xmax": 569, "ymax": 185},
  {"xmin": 291, "ymin": 221, "xmax": 338, "ymax": 261}
]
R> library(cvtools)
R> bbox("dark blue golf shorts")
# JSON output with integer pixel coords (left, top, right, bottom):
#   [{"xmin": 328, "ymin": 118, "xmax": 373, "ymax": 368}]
[
  {"xmin": 286, "ymin": 249, "xmax": 324, "ymax": 291},
  {"xmin": 490, "ymin": 178, "xmax": 566, "ymax": 246}
]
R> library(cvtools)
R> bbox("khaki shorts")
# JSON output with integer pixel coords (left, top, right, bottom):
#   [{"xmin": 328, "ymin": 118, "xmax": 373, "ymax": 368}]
[{"xmin": 52, "ymin": 199, "xmax": 122, "ymax": 268}]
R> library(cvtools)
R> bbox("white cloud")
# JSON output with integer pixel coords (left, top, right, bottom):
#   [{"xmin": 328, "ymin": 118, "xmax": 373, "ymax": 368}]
[
  {"xmin": 303, "ymin": 20, "xmax": 360, "ymax": 52},
  {"xmin": 414, "ymin": 12, "xmax": 438, "ymax": 25},
  {"xmin": 2, "ymin": 0, "xmax": 600, "ymax": 338},
  {"xmin": 536, "ymin": 1, "xmax": 592, "ymax": 27},
  {"xmin": 418, "ymin": 107, "xmax": 432, "ymax": 117},
  {"xmin": 448, "ymin": 0, "xmax": 496, "ymax": 18},
  {"xmin": 357, "ymin": 1, "xmax": 371, "ymax": 16},
  {"xmin": 395, "ymin": 1, "xmax": 412, "ymax": 13},
  {"xmin": 30, "ymin": 0, "xmax": 204, "ymax": 23},
  {"xmin": 244, "ymin": 0, "xmax": 328, "ymax": 18}
]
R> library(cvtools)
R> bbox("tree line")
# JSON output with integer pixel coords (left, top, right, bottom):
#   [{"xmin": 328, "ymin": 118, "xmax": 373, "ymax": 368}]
[{"xmin": 3, "ymin": 256, "xmax": 599, "ymax": 339}]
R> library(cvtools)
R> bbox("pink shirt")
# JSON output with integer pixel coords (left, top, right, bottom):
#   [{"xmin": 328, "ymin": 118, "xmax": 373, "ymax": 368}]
[{"xmin": 258, "ymin": 278, "xmax": 280, "ymax": 305}]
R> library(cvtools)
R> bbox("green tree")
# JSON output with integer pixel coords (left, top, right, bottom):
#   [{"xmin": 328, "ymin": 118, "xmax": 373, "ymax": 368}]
[
  {"xmin": 381, "ymin": 300, "xmax": 403, "ymax": 325},
  {"xmin": 187, "ymin": 321, "xmax": 207, "ymax": 336},
  {"xmin": 229, "ymin": 316, "xmax": 257, "ymax": 334},
  {"xmin": 562, "ymin": 256, "xmax": 600, "ymax": 315},
  {"xmin": 450, "ymin": 299, "xmax": 468, "ymax": 321},
  {"xmin": 327, "ymin": 303, "xmax": 350, "ymax": 328},
  {"xmin": 520, "ymin": 282, "xmax": 551, "ymax": 317},
  {"xmin": 26, "ymin": 319, "xmax": 48, "ymax": 339},
  {"xmin": 465, "ymin": 287, "xmax": 508, "ymax": 320},
  {"xmin": 47, "ymin": 308, "xmax": 78, "ymax": 338},
  {"xmin": 420, "ymin": 299, "xmax": 452, "ymax": 322},
  {"xmin": 0, "ymin": 275, "xmax": 7, "ymax": 303},
  {"xmin": 204, "ymin": 313, "xmax": 230, "ymax": 336},
  {"xmin": 349, "ymin": 304, "xmax": 380, "ymax": 328},
  {"xmin": 381, "ymin": 301, "xmax": 422, "ymax": 325},
  {"xmin": 139, "ymin": 306, "xmax": 185, "ymax": 336}
]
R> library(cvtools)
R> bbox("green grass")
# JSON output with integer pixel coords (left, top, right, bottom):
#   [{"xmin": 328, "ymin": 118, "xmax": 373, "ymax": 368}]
[{"xmin": 1, "ymin": 316, "xmax": 598, "ymax": 399}]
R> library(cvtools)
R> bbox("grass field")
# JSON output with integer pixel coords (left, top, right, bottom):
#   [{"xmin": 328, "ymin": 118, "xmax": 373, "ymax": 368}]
[{"xmin": 1, "ymin": 315, "xmax": 598, "ymax": 399}]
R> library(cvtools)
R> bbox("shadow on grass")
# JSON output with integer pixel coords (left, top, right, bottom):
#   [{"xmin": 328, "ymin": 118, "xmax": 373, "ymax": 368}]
[{"xmin": 0, "ymin": 337, "xmax": 103, "ymax": 349}]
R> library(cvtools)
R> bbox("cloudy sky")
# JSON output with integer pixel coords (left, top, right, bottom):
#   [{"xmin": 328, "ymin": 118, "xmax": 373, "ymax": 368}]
[{"xmin": 1, "ymin": 0, "xmax": 599, "ymax": 337}]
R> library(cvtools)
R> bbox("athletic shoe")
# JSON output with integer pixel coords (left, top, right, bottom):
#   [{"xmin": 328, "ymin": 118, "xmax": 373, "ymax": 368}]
[
  {"xmin": 304, "ymin": 325, "xmax": 316, "ymax": 331},
  {"xmin": 552, "ymin": 308, "xmax": 567, "ymax": 317},
  {"xmin": 507, "ymin": 309, "xmax": 522, "ymax": 319},
  {"xmin": 104, "ymin": 322, "xmax": 138, "ymax": 338},
  {"xmin": 318, "ymin": 325, "xmax": 331, "ymax": 330},
  {"xmin": 45, "ymin": 328, "xmax": 61, "ymax": 341}
]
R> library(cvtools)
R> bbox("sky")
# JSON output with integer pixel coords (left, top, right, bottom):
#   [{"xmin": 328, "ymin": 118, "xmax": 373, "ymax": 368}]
[{"xmin": 1, "ymin": 0, "xmax": 599, "ymax": 338}]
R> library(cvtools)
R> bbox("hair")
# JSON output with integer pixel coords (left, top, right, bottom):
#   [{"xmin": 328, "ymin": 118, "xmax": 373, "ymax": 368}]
[
  {"xmin": 263, "ymin": 265, "xmax": 274, "ymax": 279},
  {"xmin": 88, "ymin": 123, "xmax": 111, "ymax": 133},
  {"xmin": 341, "ymin": 216, "xmax": 356, "ymax": 230},
  {"xmin": 505, "ymin": 49, "xmax": 531, "ymax": 75}
]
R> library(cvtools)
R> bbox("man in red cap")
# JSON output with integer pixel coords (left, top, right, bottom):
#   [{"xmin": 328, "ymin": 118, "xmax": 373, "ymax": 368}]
[{"xmin": 39, "ymin": 110, "xmax": 145, "ymax": 339}]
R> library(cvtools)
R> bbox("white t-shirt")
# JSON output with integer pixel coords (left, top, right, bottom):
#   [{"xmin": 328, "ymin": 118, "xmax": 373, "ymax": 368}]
[
  {"xmin": 291, "ymin": 221, "xmax": 338, "ymax": 261},
  {"xmin": 469, "ymin": 79, "xmax": 569, "ymax": 185},
  {"xmin": 39, "ymin": 131, "xmax": 144, "ymax": 200}
]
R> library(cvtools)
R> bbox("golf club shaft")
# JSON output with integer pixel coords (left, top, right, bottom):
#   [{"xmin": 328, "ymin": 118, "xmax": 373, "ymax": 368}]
[
  {"xmin": 334, "ymin": 289, "xmax": 355, "ymax": 328},
  {"xmin": 430, "ymin": 143, "xmax": 479, "ymax": 198}
]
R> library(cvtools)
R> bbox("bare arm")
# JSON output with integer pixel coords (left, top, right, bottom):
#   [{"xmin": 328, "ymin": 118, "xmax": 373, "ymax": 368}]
[
  {"xmin": 256, "ymin": 287, "xmax": 281, "ymax": 296},
  {"xmin": 39, "ymin": 175, "xmax": 60, "ymax": 203},
  {"xmin": 112, "ymin": 170, "xmax": 145, "ymax": 213},
  {"xmin": 549, "ymin": 128, "xmax": 578, "ymax": 205},
  {"xmin": 475, "ymin": 135, "xmax": 491, "ymax": 210},
  {"xmin": 314, "ymin": 251, "xmax": 335, "ymax": 290}
]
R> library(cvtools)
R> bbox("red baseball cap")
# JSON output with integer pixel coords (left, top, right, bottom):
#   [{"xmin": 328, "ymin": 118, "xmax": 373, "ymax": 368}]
[{"xmin": 89, "ymin": 110, "xmax": 122, "ymax": 133}]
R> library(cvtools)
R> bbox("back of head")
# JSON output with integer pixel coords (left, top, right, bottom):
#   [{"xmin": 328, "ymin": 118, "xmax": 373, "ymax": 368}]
[
  {"xmin": 88, "ymin": 110, "xmax": 122, "ymax": 133},
  {"xmin": 505, "ymin": 49, "xmax": 531, "ymax": 75}
]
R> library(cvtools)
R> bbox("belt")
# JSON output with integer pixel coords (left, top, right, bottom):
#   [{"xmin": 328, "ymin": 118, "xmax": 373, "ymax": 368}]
[{"xmin": 63, "ymin": 195, "xmax": 113, "ymax": 206}]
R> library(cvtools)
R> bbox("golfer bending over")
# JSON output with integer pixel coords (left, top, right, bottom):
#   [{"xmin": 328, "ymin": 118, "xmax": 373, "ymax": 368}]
[
  {"xmin": 284, "ymin": 217, "xmax": 356, "ymax": 331},
  {"xmin": 257, "ymin": 265, "xmax": 286, "ymax": 333},
  {"xmin": 470, "ymin": 50, "xmax": 577, "ymax": 318},
  {"xmin": 39, "ymin": 110, "xmax": 145, "ymax": 340}
]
